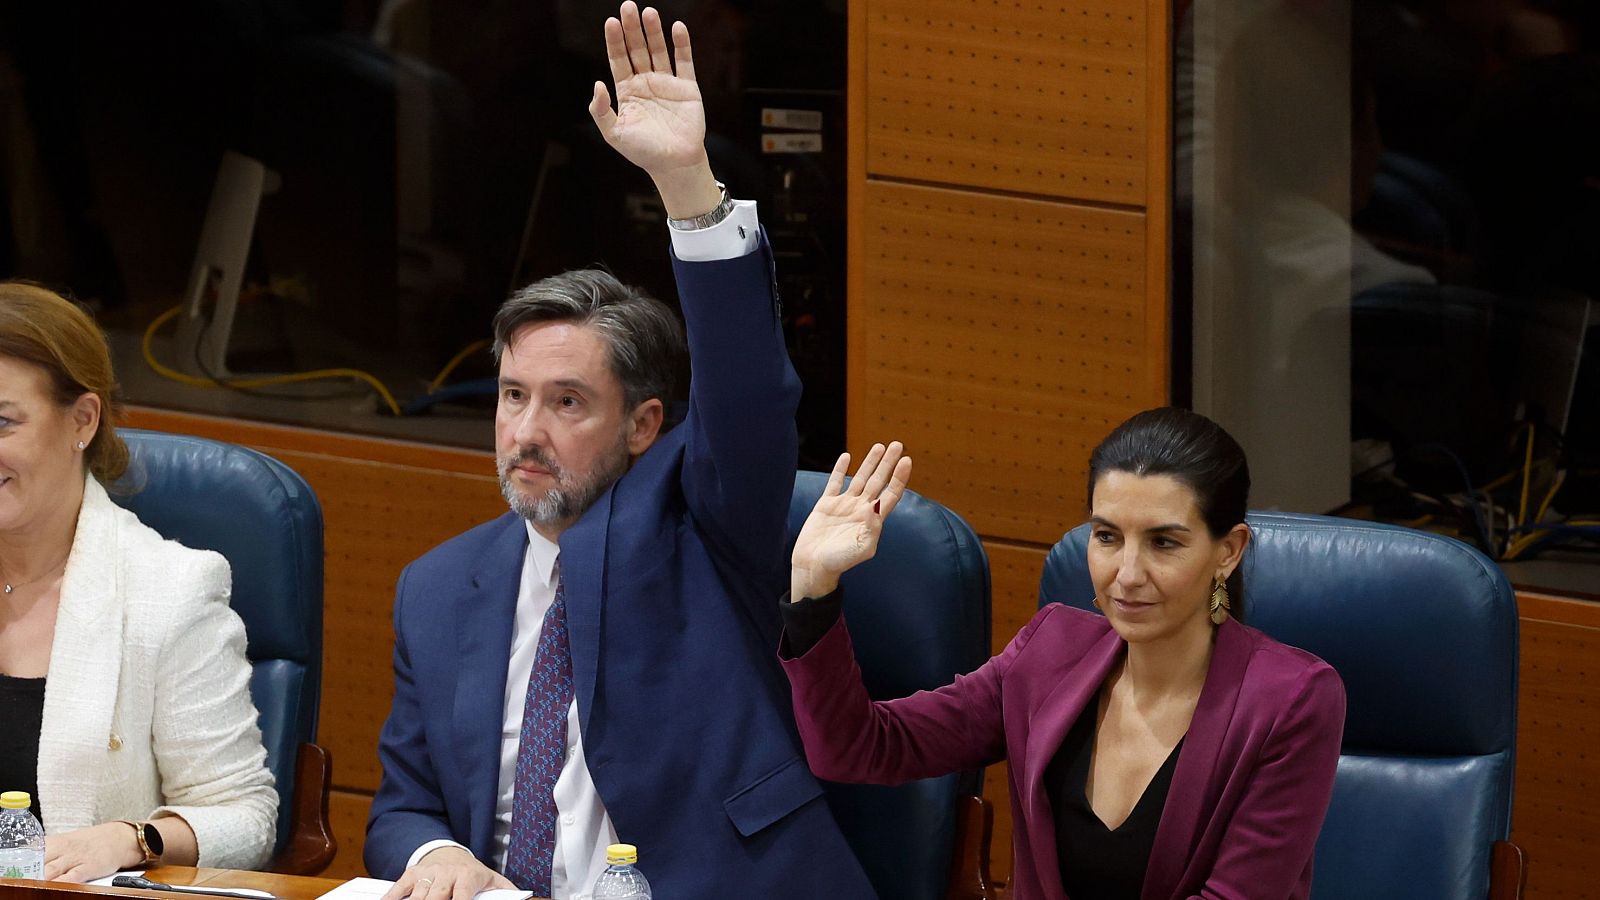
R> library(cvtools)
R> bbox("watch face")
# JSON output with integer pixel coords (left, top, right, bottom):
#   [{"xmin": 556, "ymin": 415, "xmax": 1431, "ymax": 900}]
[{"xmin": 142, "ymin": 823, "xmax": 164, "ymax": 856}]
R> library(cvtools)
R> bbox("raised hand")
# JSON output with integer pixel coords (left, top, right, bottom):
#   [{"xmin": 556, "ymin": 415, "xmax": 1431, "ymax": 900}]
[
  {"xmin": 790, "ymin": 442, "xmax": 914, "ymax": 602},
  {"xmin": 588, "ymin": 2, "xmax": 722, "ymax": 219}
]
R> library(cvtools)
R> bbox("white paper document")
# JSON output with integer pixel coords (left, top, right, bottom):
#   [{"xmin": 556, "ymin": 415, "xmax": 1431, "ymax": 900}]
[{"xmin": 315, "ymin": 877, "xmax": 532, "ymax": 900}]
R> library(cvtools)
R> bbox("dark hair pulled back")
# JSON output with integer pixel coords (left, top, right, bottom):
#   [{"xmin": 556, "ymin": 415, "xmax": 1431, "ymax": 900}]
[{"xmin": 1087, "ymin": 407, "xmax": 1251, "ymax": 619}]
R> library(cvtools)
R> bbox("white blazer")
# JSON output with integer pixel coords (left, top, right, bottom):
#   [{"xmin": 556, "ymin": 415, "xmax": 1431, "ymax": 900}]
[{"xmin": 36, "ymin": 476, "xmax": 278, "ymax": 869}]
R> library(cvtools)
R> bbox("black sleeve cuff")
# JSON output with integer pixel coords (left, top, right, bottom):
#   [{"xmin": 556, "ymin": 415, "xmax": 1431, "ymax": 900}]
[{"xmin": 778, "ymin": 588, "xmax": 844, "ymax": 658}]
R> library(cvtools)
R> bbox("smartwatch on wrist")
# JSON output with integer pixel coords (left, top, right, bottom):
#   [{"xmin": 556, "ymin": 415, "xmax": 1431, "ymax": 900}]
[{"xmin": 119, "ymin": 820, "xmax": 164, "ymax": 865}]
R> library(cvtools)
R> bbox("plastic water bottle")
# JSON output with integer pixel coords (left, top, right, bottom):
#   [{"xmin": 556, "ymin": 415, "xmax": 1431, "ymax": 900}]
[
  {"xmin": 0, "ymin": 791, "xmax": 44, "ymax": 880},
  {"xmin": 589, "ymin": 843, "xmax": 652, "ymax": 899}
]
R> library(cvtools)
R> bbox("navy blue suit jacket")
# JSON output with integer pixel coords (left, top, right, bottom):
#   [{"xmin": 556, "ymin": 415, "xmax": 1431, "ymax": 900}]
[{"xmin": 365, "ymin": 239, "xmax": 875, "ymax": 898}]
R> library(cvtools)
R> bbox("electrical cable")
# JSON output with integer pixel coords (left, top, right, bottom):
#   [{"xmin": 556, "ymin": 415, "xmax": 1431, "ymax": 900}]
[
  {"xmin": 1411, "ymin": 443, "xmax": 1493, "ymax": 553},
  {"xmin": 190, "ymin": 319, "xmax": 365, "ymax": 403},
  {"xmin": 1518, "ymin": 423, "xmax": 1536, "ymax": 529},
  {"xmin": 1534, "ymin": 470, "xmax": 1567, "ymax": 525},
  {"xmin": 427, "ymin": 339, "xmax": 491, "ymax": 393},
  {"xmin": 141, "ymin": 305, "xmax": 403, "ymax": 416}
]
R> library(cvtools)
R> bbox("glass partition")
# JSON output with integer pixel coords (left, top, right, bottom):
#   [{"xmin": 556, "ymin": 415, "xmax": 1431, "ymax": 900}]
[
  {"xmin": 1178, "ymin": 0, "xmax": 1598, "ymax": 561},
  {"xmin": 0, "ymin": 0, "xmax": 847, "ymax": 465}
]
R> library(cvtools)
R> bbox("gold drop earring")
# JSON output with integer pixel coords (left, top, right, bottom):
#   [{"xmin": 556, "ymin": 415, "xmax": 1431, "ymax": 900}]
[{"xmin": 1209, "ymin": 576, "xmax": 1231, "ymax": 625}]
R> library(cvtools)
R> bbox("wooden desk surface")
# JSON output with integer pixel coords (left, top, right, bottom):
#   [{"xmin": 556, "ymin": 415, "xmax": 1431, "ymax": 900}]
[
  {"xmin": 0, "ymin": 867, "xmax": 341, "ymax": 900},
  {"xmin": 0, "ymin": 869, "xmax": 547, "ymax": 900}
]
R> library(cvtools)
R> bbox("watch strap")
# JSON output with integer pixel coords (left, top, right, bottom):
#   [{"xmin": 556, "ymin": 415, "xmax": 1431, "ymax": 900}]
[
  {"xmin": 667, "ymin": 181, "xmax": 733, "ymax": 231},
  {"xmin": 118, "ymin": 820, "xmax": 161, "ymax": 864}
]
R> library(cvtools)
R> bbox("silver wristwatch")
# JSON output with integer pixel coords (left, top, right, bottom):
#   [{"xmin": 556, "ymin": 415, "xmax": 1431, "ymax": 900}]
[{"xmin": 667, "ymin": 181, "xmax": 734, "ymax": 231}]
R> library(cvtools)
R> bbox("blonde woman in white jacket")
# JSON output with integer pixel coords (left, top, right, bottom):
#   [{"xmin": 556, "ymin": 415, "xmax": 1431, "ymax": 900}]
[{"xmin": 0, "ymin": 282, "xmax": 277, "ymax": 880}]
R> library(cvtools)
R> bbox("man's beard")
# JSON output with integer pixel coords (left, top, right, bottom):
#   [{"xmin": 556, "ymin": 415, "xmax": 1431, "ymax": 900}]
[{"xmin": 497, "ymin": 437, "xmax": 630, "ymax": 528}]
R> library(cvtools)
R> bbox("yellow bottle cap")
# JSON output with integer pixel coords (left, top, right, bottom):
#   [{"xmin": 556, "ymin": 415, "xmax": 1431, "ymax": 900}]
[
  {"xmin": 0, "ymin": 792, "xmax": 30, "ymax": 810},
  {"xmin": 605, "ymin": 843, "xmax": 638, "ymax": 866}
]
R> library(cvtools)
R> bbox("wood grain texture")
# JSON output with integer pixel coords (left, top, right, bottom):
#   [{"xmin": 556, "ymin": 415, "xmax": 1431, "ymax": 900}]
[
  {"xmin": 848, "ymin": 180, "xmax": 1155, "ymax": 544},
  {"xmin": 0, "ymin": 869, "xmax": 342, "ymax": 900},
  {"xmin": 865, "ymin": 0, "xmax": 1146, "ymax": 204},
  {"xmin": 981, "ymin": 540, "xmax": 1051, "ymax": 887},
  {"xmin": 270, "ymin": 743, "xmax": 336, "ymax": 876},
  {"xmin": 1141, "ymin": 0, "xmax": 1171, "ymax": 396},
  {"xmin": 1513, "ymin": 601, "xmax": 1600, "ymax": 900},
  {"xmin": 327, "ymin": 789, "xmax": 375, "ymax": 880}
]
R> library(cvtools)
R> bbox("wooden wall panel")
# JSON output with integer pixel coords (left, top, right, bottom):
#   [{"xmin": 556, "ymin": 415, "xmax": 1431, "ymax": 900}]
[
  {"xmin": 326, "ymin": 789, "xmax": 375, "ymax": 880},
  {"xmin": 982, "ymin": 540, "xmax": 1050, "ymax": 887},
  {"xmin": 852, "ymin": 0, "xmax": 1171, "ymax": 886},
  {"xmin": 987, "ymin": 540, "xmax": 1051, "ymax": 656},
  {"xmin": 849, "ymin": 180, "xmax": 1154, "ymax": 544},
  {"xmin": 263, "ymin": 450, "xmax": 503, "ymax": 793},
  {"xmin": 865, "ymin": 0, "xmax": 1146, "ymax": 204},
  {"xmin": 1512, "ymin": 593, "xmax": 1600, "ymax": 899}
]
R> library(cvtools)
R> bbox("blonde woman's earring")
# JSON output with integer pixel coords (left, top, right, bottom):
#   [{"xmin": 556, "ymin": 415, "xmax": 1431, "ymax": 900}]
[
  {"xmin": 76, "ymin": 441, "xmax": 87, "ymax": 450},
  {"xmin": 1209, "ymin": 578, "xmax": 1231, "ymax": 625}
]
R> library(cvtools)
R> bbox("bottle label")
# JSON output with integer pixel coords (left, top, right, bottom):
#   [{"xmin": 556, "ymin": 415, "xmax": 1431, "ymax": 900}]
[{"xmin": 0, "ymin": 850, "xmax": 44, "ymax": 879}]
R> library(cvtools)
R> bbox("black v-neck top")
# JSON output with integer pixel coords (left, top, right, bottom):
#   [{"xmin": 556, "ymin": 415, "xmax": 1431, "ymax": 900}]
[
  {"xmin": 1046, "ymin": 700, "xmax": 1185, "ymax": 900},
  {"xmin": 0, "ymin": 674, "xmax": 46, "ymax": 822}
]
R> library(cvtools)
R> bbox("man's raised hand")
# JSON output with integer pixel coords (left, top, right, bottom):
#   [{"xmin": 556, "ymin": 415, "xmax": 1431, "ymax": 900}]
[{"xmin": 589, "ymin": 2, "xmax": 722, "ymax": 219}]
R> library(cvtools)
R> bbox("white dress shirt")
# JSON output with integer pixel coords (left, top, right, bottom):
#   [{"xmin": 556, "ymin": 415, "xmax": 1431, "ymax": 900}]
[{"xmin": 407, "ymin": 200, "xmax": 761, "ymax": 899}]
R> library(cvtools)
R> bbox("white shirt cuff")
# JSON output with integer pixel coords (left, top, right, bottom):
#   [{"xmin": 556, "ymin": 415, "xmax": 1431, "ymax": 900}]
[
  {"xmin": 407, "ymin": 839, "xmax": 473, "ymax": 870},
  {"xmin": 668, "ymin": 199, "xmax": 760, "ymax": 262}
]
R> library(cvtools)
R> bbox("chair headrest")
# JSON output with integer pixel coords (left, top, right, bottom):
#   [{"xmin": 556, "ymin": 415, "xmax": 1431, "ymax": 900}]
[
  {"xmin": 1041, "ymin": 511, "xmax": 1516, "ymax": 755},
  {"xmin": 112, "ymin": 430, "xmax": 324, "ymax": 665}
]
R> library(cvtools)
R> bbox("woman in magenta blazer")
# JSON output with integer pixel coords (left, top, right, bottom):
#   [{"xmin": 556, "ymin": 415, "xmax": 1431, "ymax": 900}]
[{"xmin": 779, "ymin": 408, "xmax": 1346, "ymax": 900}]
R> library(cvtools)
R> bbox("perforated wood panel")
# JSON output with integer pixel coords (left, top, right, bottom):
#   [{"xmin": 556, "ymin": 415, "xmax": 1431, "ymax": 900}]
[
  {"xmin": 326, "ymin": 789, "xmax": 373, "ymax": 878},
  {"xmin": 1513, "ymin": 596, "xmax": 1600, "ymax": 899},
  {"xmin": 866, "ymin": 0, "xmax": 1146, "ymax": 204},
  {"xmin": 268, "ymin": 449, "xmax": 504, "ymax": 793},
  {"xmin": 981, "ymin": 539, "xmax": 1050, "ymax": 887},
  {"xmin": 849, "ymin": 180, "xmax": 1156, "ymax": 545}
]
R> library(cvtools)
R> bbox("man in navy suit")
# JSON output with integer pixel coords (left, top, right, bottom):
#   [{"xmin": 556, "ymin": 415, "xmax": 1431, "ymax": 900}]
[{"xmin": 365, "ymin": 4, "xmax": 873, "ymax": 899}]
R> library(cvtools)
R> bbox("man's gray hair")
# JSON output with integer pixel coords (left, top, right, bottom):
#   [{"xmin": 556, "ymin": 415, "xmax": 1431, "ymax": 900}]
[{"xmin": 492, "ymin": 269, "xmax": 686, "ymax": 411}]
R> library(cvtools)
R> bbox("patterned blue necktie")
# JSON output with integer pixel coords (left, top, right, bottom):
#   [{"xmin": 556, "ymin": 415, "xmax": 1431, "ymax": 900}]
[{"xmin": 504, "ymin": 568, "xmax": 573, "ymax": 895}]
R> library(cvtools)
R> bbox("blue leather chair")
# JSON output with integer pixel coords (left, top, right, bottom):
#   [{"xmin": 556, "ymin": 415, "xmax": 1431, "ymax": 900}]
[
  {"xmin": 1040, "ymin": 512, "xmax": 1526, "ymax": 899},
  {"xmin": 112, "ymin": 429, "xmax": 335, "ymax": 874},
  {"xmin": 787, "ymin": 471, "xmax": 996, "ymax": 900}
]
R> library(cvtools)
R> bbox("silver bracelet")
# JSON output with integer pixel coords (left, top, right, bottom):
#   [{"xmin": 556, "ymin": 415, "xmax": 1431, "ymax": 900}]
[{"xmin": 667, "ymin": 181, "xmax": 734, "ymax": 231}]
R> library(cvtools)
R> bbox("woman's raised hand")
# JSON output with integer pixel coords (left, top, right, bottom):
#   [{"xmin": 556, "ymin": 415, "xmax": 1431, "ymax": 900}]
[{"xmin": 790, "ymin": 442, "xmax": 913, "ymax": 602}]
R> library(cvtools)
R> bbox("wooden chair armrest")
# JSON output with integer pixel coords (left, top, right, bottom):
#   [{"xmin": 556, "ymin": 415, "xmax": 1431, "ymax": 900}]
[
  {"xmin": 945, "ymin": 794, "xmax": 998, "ymax": 900},
  {"xmin": 268, "ymin": 742, "xmax": 337, "ymax": 876},
  {"xmin": 1489, "ymin": 839, "xmax": 1527, "ymax": 900}
]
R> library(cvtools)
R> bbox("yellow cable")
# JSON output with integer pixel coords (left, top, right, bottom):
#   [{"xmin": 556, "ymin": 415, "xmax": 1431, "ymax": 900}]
[
  {"xmin": 1517, "ymin": 424, "xmax": 1536, "ymax": 527},
  {"xmin": 1533, "ymin": 470, "xmax": 1565, "ymax": 525},
  {"xmin": 142, "ymin": 305, "xmax": 403, "ymax": 416},
  {"xmin": 1504, "ymin": 531, "xmax": 1546, "ymax": 561},
  {"xmin": 427, "ymin": 339, "xmax": 491, "ymax": 393},
  {"xmin": 1480, "ymin": 469, "xmax": 1520, "ymax": 493},
  {"xmin": 1503, "ymin": 516, "xmax": 1600, "ymax": 561}
]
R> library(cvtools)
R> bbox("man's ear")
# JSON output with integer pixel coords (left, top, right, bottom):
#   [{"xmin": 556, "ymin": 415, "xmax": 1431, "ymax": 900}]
[{"xmin": 625, "ymin": 398, "xmax": 665, "ymax": 457}]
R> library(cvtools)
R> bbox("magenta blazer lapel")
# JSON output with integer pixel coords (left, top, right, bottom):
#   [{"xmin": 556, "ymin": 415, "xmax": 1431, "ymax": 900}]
[
  {"xmin": 1141, "ymin": 619, "xmax": 1252, "ymax": 900},
  {"xmin": 1016, "ymin": 626, "xmax": 1124, "ymax": 899},
  {"xmin": 1011, "ymin": 614, "xmax": 1256, "ymax": 900}
]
